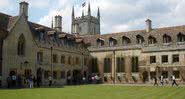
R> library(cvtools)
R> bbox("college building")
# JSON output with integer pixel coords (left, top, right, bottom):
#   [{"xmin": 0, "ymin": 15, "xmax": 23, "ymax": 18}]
[{"xmin": 0, "ymin": 1, "xmax": 185, "ymax": 86}]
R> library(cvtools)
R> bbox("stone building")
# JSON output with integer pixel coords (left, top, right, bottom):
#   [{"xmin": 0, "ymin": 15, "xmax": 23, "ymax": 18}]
[
  {"xmin": 71, "ymin": 3, "xmax": 100, "ymax": 35},
  {"xmin": 84, "ymin": 19, "xmax": 185, "ymax": 84},
  {"xmin": 0, "ymin": 1, "xmax": 90, "ymax": 86}
]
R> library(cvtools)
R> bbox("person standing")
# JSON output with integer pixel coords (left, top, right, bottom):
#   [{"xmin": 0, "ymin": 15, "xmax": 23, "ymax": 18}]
[
  {"xmin": 33, "ymin": 76, "xmax": 37, "ymax": 87},
  {"xmin": 172, "ymin": 75, "xmax": 178, "ymax": 86},
  {"xmin": 7, "ymin": 76, "xmax": 11, "ymax": 88},
  {"xmin": 12, "ymin": 75, "xmax": 17, "ymax": 87},
  {"xmin": 153, "ymin": 77, "xmax": 158, "ymax": 86},
  {"xmin": 160, "ymin": 75, "xmax": 164, "ymax": 86},
  {"xmin": 28, "ymin": 75, "xmax": 33, "ymax": 88},
  {"xmin": 48, "ymin": 76, "xmax": 52, "ymax": 86}
]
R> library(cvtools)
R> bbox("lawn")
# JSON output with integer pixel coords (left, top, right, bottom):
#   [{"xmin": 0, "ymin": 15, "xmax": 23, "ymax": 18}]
[{"xmin": 0, "ymin": 85, "xmax": 185, "ymax": 99}]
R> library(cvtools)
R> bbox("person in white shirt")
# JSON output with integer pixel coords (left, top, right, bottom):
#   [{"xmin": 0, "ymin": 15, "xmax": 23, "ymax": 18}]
[
  {"xmin": 172, "ymin": 75, "xmax": 178, "ymax": 86},
  {"xmin": 160, "ymin": 75, "xmax": 164, "ymax": 86},
  {"xmin": 48, "ymin": 76, "xmax": 52, "ymax": 86}
]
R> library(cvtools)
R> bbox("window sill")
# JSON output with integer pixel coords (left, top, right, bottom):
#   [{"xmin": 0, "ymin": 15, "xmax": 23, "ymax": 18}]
[{"xmin": 177, "ymin": 42, "xmax": 185, "ymax": 45}]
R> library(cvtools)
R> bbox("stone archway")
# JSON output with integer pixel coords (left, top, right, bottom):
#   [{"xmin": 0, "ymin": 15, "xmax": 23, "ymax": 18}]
[{"xmin": 73, "ymin": 70, "xmax": 81, "ymax": 85}]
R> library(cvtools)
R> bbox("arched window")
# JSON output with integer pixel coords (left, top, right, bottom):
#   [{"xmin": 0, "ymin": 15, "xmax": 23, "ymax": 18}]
[
  {"xmin": 109, "ymin": 37, "xmax": 117, "ymax": 46},
  {"xmin": 136, "ymin": 35, "xmax": 144, "ymax": 44},
  {"xmin": 18, "ymin": 34, "xmax": 25, "ymax": 56},
  {"xmin": 97, "ymin": 38, "xmax": 104, "ymax": 47},
  {"xmin": 163, "ymin": 34, "xmax": 172, "ymax": 43},
  {"xmin": 148, "ymin": 36, "xmax": 157, "ymax": 44},
  {"xmin": 122, "ymin": 36, "xmax": 131, "ymax": 45},
  {"xmin": 177, "ymin": 33, "xmax": 185, "ymax": 42}
]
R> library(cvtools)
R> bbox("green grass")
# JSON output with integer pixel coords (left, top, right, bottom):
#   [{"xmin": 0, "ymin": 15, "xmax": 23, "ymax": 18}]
[{"xmin": 0, "ymin": 85, "xmax": 185, "ymax": 99}]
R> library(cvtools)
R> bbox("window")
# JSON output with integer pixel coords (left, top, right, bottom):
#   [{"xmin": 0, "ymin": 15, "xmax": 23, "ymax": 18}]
[
  {"xmin": 109, "ymin": 37, "xmax": 117, "ymax": 46},
  {"xmin": 122, "ymin": 36, "xmax": 131, "ymax": 46},
  {"xmin": 61, "ymin": 55, "xmax": 65, "ymax": 64},
  {"xmin": 148, "ymin": 36, "xmax": 157, "ymax": 44},
  {"xmin": 76, "ymin": 57, "xmax": 79, "ymax": 65},
  {"xmin": 177, "ymin": 33, "xmax": 185, "ymax": 42},
  {"xmin": 53, "ymin": 71, "xmax": 57, "ymax": 79},
  {"xmin": 173, "ymin": 71, "xmax": 180, "ymax": 78},
  {"xmin": 132, "ymin": 57, "xmax": 139, "ymax": 72},
  {"xmin": 163, "ymin": 34, "xmax": 171, "ymax": 43},
  {"xmin": 136, "ymin": 35, "xmax": 144, "ymax": 44},
  {"xmin": 172, "ymin": 54, "xmax": 179, "ymax": 63},
  {"xmin": 104, "ymin": 58, "xmax": 112, "ymax": 73},
  {"xmin": 18, "ymin": 34, "xmax": 25, "ymax": 56},
  {"xmin": 37, "ymin": 52, "xmax": 43, "ymax": 64},
  {"xmin": 60, "ymin": 71, "xmax": 66, "ymax": 79},
  {"xmin": 116, "ymin": 57, "xmax": 125, "ymax": 72},
  {"xmin": 92, "ymin": 58, "xmax": 98, "ymax": 73},
  {"xmin": 162, "ymin": 55, "xmax": 168, "ymax": 63},
  {"xmin": 53, "ymin": 54, "xmax": 58, "ymax": 63},
  {"xmin": 150, "ymin": 56, "xmax": 156, "ymax": 64},
  {"xmin": 68, "ymin": 56, "xmax": 71, "ymax": 65},
  {"xmin": 97, "ymin": 38, "xmax": 104, "ymax": 47}
]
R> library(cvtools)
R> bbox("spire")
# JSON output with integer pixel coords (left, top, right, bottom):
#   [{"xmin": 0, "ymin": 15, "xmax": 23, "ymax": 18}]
[
  {"xmin": 82, "ymin": 9, "xmax": 84, "ymax": 17},
  {"xmin": 88, "ymin": 3, "xmax": 91, "ymax": 16},
  {"xmin": 72, "ymin": 6, "xmax": 75, "ymax": 19},
  {"xmin": 51, "ymin": 17, "xmax": 53, "ymax": 29},
  {"xmin": 97, "ymin": 7, "xmax": 100, "ymax": 18}
]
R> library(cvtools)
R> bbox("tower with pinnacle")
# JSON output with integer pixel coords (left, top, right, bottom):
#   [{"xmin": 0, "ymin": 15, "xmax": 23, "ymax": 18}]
[{"xmin": 71, "ymin": 3, "xmax": 100, "ymax": 35}]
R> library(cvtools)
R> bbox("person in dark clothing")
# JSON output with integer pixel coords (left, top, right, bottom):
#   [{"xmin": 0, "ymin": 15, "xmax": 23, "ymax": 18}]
[
  {"xmin": 154, "ymin": 77, "xmax": 158, "ymax": 86},
  {"xmin": 7, "ymin": 76, "xmax": 11, "ymax": 88},
  {"xmin": 37, "ymin": 76, "xmax": 41, "ymax": 87},
  {"xmin": 33, "ymin": 76, "xmax": 37, "ymax": 87},
  {"xmin": 17, "ymin": 75, "xmax": 22, "ymax": 88},
  {"xmin": 172, "ymin": 75, "xmax": 178, "ymax": 86}
]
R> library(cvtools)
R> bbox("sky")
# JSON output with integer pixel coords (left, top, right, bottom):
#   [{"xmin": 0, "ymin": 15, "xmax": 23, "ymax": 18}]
[{"xmin": 0, "ymin": 0, "xmax": 185, "ymax": 34}]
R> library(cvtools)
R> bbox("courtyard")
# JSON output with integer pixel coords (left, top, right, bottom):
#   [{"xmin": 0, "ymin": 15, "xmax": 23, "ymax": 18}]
[{"xmin": 0, "ymin": 85, "xmax": 185, "ymax": 99}]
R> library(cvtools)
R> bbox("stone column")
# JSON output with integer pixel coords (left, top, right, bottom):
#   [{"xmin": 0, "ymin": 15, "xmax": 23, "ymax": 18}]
[
  {"xmin": 112, "ymin": 54, "xmax": 116, "ymax": 83},
  {"xmin": 125, "ymin": 56, "xmax": 134, "ymax": 83},
  {"xmin": 98, "ymin": 58, "xmax": 104, "ymax": 82}
]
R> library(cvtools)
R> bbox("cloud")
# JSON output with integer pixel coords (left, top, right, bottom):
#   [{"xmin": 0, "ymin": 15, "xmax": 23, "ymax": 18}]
[{"xmin": 37, "ymin": 0, "xmax": 185, "ymax": 34}]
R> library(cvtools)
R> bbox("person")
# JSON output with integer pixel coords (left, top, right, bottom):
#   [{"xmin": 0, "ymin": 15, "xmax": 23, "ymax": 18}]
[
  {"xmin": 67, "ymin": 76, "xmax": 71, "ymax": 85},
  {"xmin": 37, "ymin": 76, "xmax": 41, "ymax": 87},
  {"xmin": 95, "ymin": 75, "xmax": 100, "ymax": 84},
  {"xmin": 82, "ymin": 76, "xmax": 86, "ymax": 84},
  {"xmin": 0, "ymin": 75, "xmax": 2, "ymax": 87},
  {"xmin": 160, "ymin": 75, "xmax": 164, "ymax": 86},
  {"xmin": 28, "ymin": 75, "xmax": 33, "ymax": 88},
  {"xmin": 91, "ymin": 75, "xmax": 95, "ymax": 84},
  {"xmin": 153, "ymin": 77, "xmax": 158, "ymax": 86},
  {"xmin": 7, "ymin": 76, "xmax": 11, "ymax": 88},
  {"xmin": 33, "ymin": 76, "xmax": 37, "ymax": 87},
  {"xmin": 17, "ymin": 75, "xmax": 22, "ymax": 88},
  {"xmin": 172, "ymin": 75, "xmax": 178, "ymax": 86},
  {"xmin": 48, "ymin": 76, "xmax": 52, "ymax": 86},
  {"xmin": 12, "ymin": 75, "xmax": 17, "ymax": 87}
]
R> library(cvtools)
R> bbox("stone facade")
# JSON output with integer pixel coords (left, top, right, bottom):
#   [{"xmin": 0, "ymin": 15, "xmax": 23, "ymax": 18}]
[{"xmin": 0, "ymin": 2, "xmax": 90, "ymax": 86}]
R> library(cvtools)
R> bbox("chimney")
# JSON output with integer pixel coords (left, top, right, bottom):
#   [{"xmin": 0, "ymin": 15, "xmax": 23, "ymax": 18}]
[
  {"xmin": 19, "ymin": 1, "xmax": 29, "ymax": 19},
  {"xmin": 145, "ymin": 19, "xmax": 152, "ymax": 32},
  {"xmin": 54, "ymin": 15, "xmax": 62, "ymax": 32}
]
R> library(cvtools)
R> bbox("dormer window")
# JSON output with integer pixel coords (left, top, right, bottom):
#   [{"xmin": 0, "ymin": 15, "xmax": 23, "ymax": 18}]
[
  {"xmin": 177, "ymin": 33, "xmax": 185, "ymax": 43},
  {"xmin": 148, "ymin": 36, "xmax": 157, "ymax": 45},
  {"xmin": 109, "ymin": 37, "xmax": 117, "ymax": 46},
  {"xmin": 97, "ymin": 38, "xmax": 104, "ymax": 47},
  {"xmin": 122, "ymin": 36, "xmax": 131, "ymax": 46},
  {"xmin": 136, "ymin": 35, "xmax": 144, "ymax": 44},
  {"xmin": 163, "ymin": 34, "xmax": 172, "ymax": 43}
]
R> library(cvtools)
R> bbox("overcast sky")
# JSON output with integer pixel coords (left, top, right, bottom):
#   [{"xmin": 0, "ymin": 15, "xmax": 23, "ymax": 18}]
[{"xmin": 0, "ymin": 0, "xmax": 185, "ymax": 34}]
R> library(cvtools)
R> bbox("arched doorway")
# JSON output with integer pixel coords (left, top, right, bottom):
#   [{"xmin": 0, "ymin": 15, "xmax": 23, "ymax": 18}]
[
  {"xmin": 73, "ymin": 70, "xmax": 81, "ymax": 85},
  {"xmin": 142, "ymin": 71, "xmax": 148, "ymax": 83},
  {"xmin": 36, "ymin": 68, "xmax": 43, "ymax": 86}
]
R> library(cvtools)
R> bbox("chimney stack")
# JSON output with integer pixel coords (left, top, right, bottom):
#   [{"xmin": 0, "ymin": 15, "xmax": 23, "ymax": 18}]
[
  {"xmin": 19, "ymin": 1, "xmax": 29, "ymax": 19},
  {"xmin": 145, "ymin": 19, "xmax": 152, "ymax": 32},
  {"xmin": 54, "ymin": 15, "xmax": 62, "ymax": 32}
]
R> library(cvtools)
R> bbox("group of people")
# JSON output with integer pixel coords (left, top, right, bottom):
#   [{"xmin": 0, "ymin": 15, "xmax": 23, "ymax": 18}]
[
  {"xmin": 153, "ymin": 75, "xmax": 178, "ymax": 86},
  {"xmin": 6, "ymin": 75, "xmax": 42, "ymax": 88}
]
